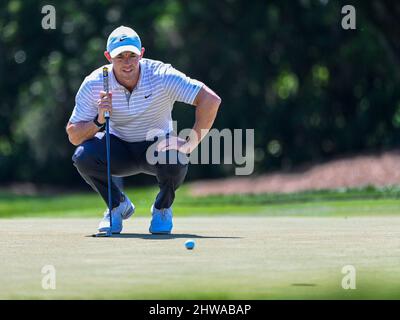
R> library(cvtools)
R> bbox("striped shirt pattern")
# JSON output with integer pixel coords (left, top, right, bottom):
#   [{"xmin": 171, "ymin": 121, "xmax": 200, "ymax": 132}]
[{"xmin": 69, "ymin": 58, "xmax": 203, "ymax": 142}]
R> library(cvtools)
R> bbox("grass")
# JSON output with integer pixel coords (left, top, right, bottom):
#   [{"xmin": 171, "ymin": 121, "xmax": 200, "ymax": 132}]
[
  {"xmin": 0, "ymin": 185, "xmax": 399, "ymax": 299},
  {"xmin": 0, "ymin": 185, "xmax": 399, "ymax": 218},
  {"xmin": 1, "ymin": 217, "xmax": 399, "ymax": 299}
]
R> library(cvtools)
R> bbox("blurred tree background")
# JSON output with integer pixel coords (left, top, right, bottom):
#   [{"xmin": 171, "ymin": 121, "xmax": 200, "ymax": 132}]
[{"xmin": 0, "ymin": 0, "xmax": 399, "ymax": 186}]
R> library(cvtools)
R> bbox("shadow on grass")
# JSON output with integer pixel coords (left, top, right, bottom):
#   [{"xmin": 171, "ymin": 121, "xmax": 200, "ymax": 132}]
[{"xmin": 85, "ymin": 233, "xmax": 242, "ymax": 240}]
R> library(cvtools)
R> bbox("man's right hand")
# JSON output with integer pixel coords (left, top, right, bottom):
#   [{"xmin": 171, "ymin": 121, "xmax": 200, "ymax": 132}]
[{"xmin": 97, "ymin": 91, "xmax": 113, "ymax": 124}]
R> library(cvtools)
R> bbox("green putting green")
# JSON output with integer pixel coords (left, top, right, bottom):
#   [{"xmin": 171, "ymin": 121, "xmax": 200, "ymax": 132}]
[
  {"xmin": 0, "ymin": 216, "xmax": 399, "ymax": 299},
  {"xmin": 0, "ymin": 186, "xmax": 399, "ymax": 299}
]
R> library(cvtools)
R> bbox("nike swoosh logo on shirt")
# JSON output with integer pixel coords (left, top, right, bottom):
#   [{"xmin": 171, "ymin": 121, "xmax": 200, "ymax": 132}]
[{"xmin": 144, "ymin": 93, "xmax": 152, "ymax": 99}]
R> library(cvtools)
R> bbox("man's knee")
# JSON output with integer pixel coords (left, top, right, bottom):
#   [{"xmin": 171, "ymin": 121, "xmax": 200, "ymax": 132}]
[
  {"xmin": 72, "ymin": 144, "xmax": 99, "ymax": 171},
  {"xmin": 157, "ymin": 162, "xmax": 188, "ymax": 180}
]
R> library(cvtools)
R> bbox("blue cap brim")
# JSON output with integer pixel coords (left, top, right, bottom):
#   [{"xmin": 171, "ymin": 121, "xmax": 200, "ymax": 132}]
[{"xmin": 110, "ymin": 45, "xmax": 141, "ymax": 58}]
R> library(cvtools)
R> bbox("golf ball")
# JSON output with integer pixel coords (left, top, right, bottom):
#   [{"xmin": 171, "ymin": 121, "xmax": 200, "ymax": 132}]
[{"xmin": 185, "ymin": 239, "xmax": 195, "ymax": 250}]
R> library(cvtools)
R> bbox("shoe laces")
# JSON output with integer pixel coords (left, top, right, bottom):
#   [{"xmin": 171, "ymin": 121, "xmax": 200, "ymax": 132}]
[
  {"xmin": 161, "ymin": 208, "xmax": 168, "ymax": 220},
  {"xmin": 153, "ymin": 207, "xmax": 169, "ymax": 220},
  {"xmin": 103, "ymin": 208, "xmax": 109, "ymax": 217},
  {"xmin": 103, "ymin": 205, "xmax": 118, "ymax": 219},
  {"xmin": 101, "ymin": 213, "xmax": 110, "ymax": 224}
]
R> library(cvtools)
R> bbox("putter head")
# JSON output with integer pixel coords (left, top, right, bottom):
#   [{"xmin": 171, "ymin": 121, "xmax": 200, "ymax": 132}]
[{"xmin": 93, "ymin": 229, "xmax": 112, "ymax": 237}]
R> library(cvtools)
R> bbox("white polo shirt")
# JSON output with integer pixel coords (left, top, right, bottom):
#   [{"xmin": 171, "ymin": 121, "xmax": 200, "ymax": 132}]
[{"xmin": 69, "ymin": 58, "xmax": 203, "ymax": 142}]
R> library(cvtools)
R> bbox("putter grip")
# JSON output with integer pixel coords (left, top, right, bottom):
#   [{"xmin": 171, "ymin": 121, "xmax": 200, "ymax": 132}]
[{"xmin": 102, "ymin": 67, "xmax": 110, "ymax": 119}]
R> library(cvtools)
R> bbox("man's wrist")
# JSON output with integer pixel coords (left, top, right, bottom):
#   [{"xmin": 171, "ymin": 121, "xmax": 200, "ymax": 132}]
[
  {"xmin": 180, "ymin": 139, "xmax": 198, "ymax": 154},
  {"xmin": 93, "ymin": 115, "xmax": 105, "ymax": 130}
]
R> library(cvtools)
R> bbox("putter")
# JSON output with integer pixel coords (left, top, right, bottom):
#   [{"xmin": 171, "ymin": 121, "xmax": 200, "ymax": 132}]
[{"xmin": 96, "ymin": 67, "xmax": 113, "ymax": 237}]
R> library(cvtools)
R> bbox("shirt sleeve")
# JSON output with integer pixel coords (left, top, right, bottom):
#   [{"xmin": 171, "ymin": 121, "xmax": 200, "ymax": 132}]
[
  {"xmin": 161, "ymin": 65, "xmax": 204, "ymax": 104},
  {"xmin": 68, "ymin": 79, "xmax": 97, "ymax": 123}
]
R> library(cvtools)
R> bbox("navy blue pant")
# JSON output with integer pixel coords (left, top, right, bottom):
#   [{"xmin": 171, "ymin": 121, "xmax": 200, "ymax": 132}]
[{"xmin": 72, "ymin": 133, "xmax": 188, "ymax": 210}]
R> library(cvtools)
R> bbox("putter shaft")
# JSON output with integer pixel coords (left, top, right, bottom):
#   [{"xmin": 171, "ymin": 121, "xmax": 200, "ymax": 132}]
[{"xmin": 103, "ymin": 67, "xmax": 112, "ymax": 232}]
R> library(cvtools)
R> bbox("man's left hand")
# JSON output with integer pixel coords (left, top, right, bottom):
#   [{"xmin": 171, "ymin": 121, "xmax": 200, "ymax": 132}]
[{"xmin": 156, "ymin": 136, "xmax": 193, "ymax": 154}]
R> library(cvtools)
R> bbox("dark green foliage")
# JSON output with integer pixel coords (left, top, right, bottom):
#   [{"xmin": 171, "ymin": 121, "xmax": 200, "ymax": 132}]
[{"xmin": 0, "ymin": 0, "xmax": 399, "ymax": 185}]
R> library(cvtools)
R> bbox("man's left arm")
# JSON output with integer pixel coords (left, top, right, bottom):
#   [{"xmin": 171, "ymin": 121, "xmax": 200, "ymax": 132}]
[
  {"xmin": 157, "ymin": 85, "xmax": 221, "ymax": 153},
  {"xmin": 184, "ymin": 85, "xmax": 222, "ymax": 153}
]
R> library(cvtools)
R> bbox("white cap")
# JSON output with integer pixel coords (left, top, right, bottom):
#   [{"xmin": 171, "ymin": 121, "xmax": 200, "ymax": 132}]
[{"xmin": 106, "ymin": 26, "xmax": 142, "ymax": 58}]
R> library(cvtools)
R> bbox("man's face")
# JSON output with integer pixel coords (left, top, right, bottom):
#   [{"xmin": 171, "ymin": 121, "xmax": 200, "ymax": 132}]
[{"xmin": 109, "ymin": 49, "xmax": 143, "ymax": 82}]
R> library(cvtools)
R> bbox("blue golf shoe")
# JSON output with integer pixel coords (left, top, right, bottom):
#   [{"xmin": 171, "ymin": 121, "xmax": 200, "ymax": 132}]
[{"xmin": 149, "ymin": 204, "xmax": 173, "ymax": 234}]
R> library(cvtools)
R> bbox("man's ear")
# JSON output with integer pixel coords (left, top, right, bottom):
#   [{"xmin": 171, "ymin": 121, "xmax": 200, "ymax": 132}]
[
  {"xmin": 140, "ymin": 47, "xmax": 145, "ymax": 59},
  {"xmin": 104, "ymin": 51, "xmax": 112, "ymax": 62}
]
